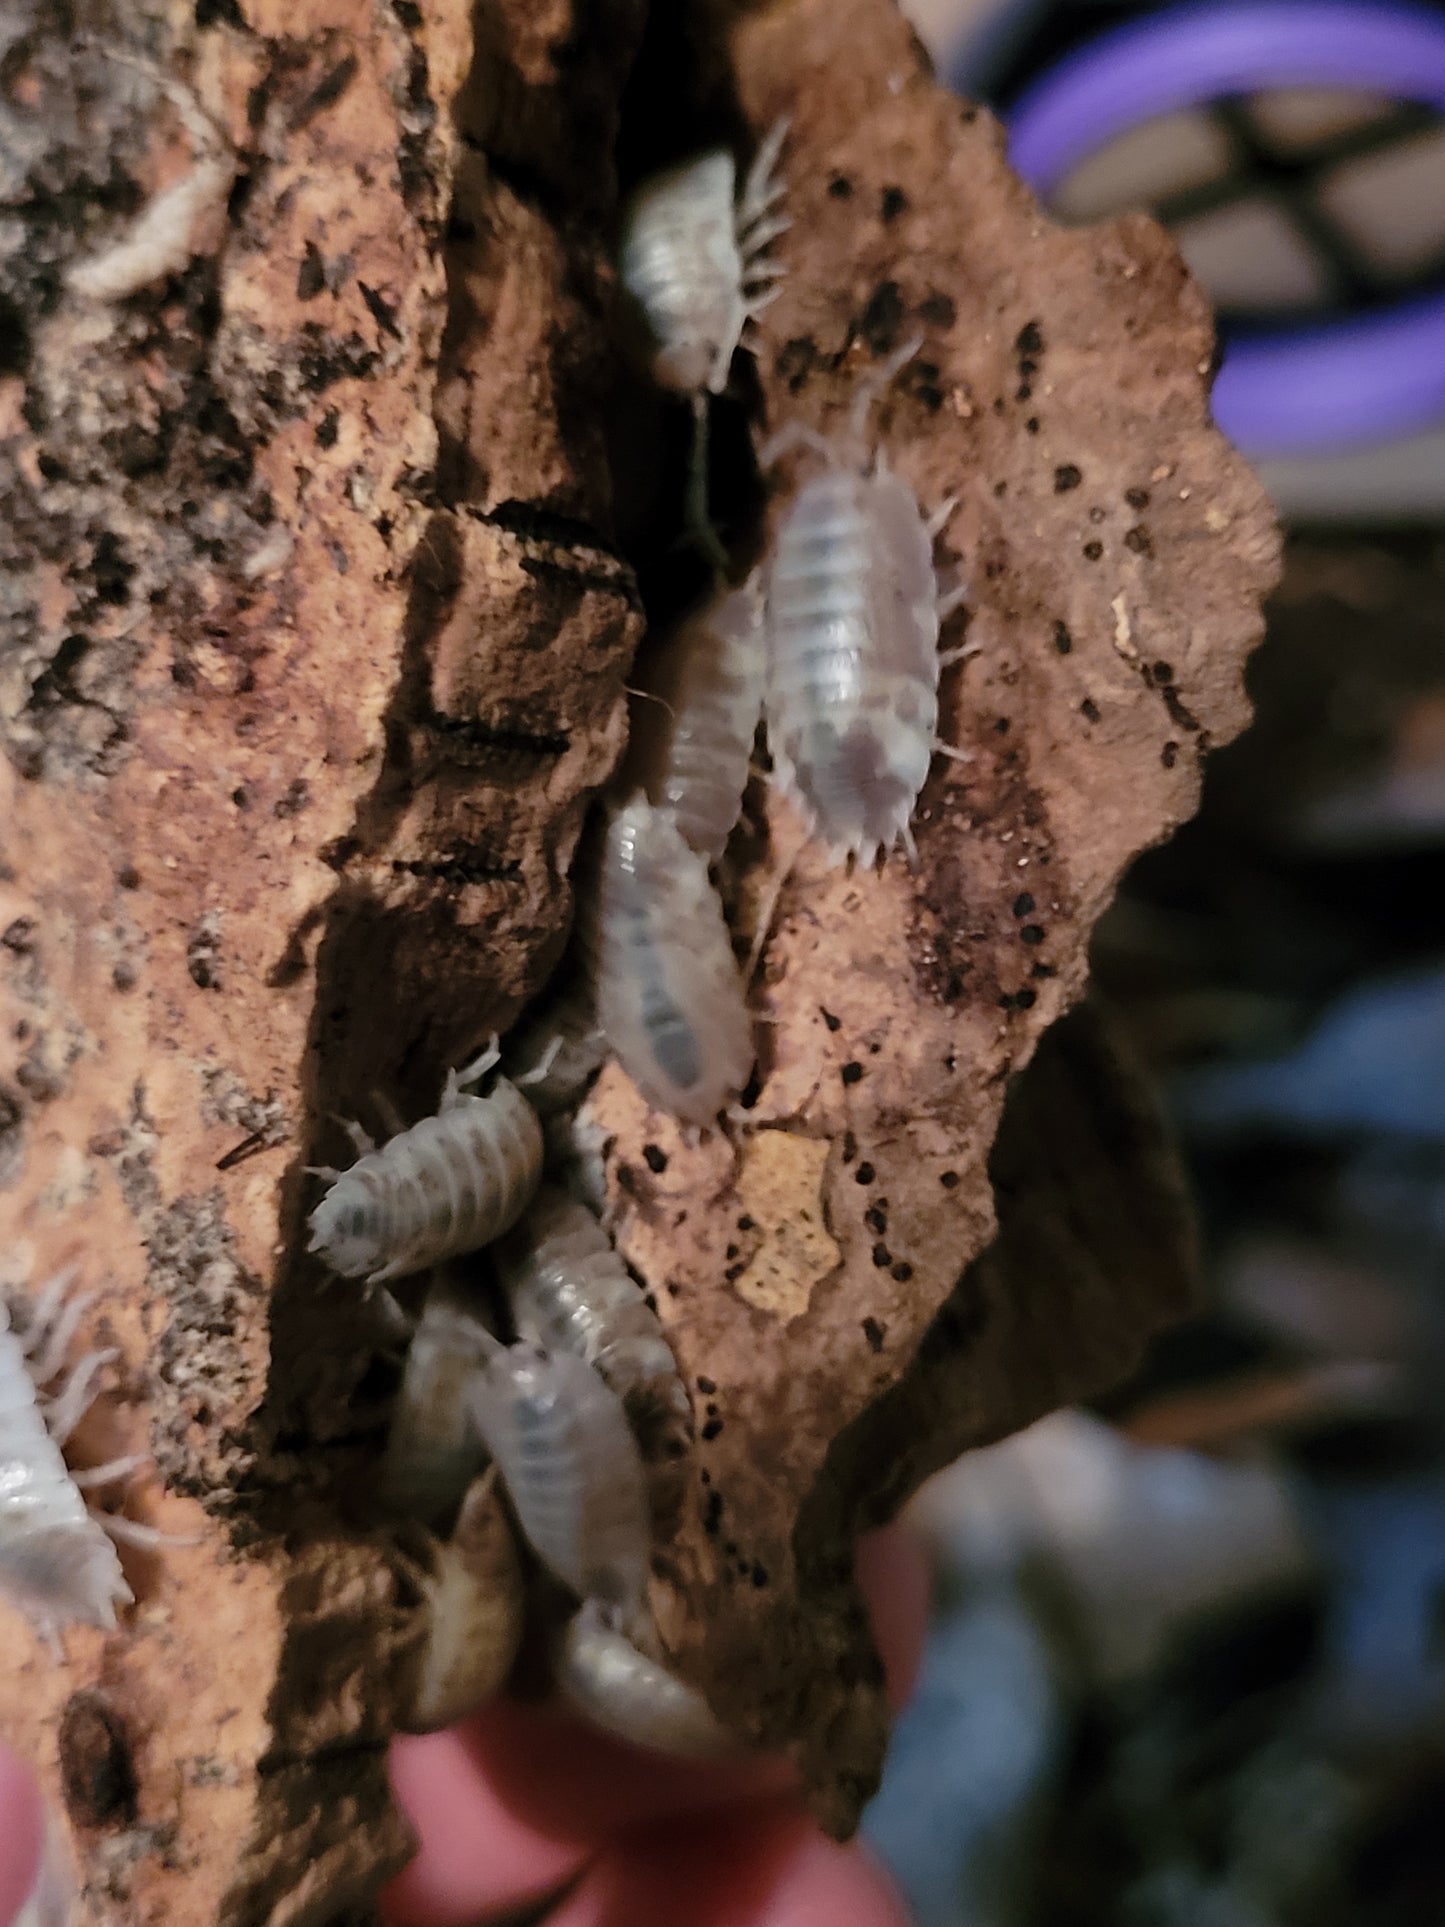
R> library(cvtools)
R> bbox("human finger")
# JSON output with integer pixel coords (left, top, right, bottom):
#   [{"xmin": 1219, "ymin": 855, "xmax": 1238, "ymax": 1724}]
[
  {"xmin": 0, "ymin": 1740, "xmax": 43, "ymax": 1927},
  {"xmin": 382, "ymin": 1523, "xmax": 928, "ymax": 1926},
  {"xmin": 547, "ymin": 1798, "xmax": 910, "ymax": 1927}
]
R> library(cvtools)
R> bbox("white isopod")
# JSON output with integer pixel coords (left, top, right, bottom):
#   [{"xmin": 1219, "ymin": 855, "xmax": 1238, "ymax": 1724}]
[
  {"xmin": 633, "ymin": 580, "xmax": 766, "ymax": 864},
  {"xmin": 619, "ymin": 119, "xmax": 789, "ymax": 399},
  {"xmin": 307, "ymin": 1039, "xmax": 544, "ymax": 1285},
  {"xmin": 496, "ymin": 1187, "xmax": 689, "ymax": 1431},
  {"xmin": 380, "ymin": 1275, "xmax": 496, "ymax": 1532},
  {"xmin": 592, "ymin": 797, "xmax": 754, "ymax": 1127},
  {"xmin": 761, "ymin": 336, "xmax": 969, "ymax": 867},
  {"xmin": 464, "ymin": 1341, "xmax": 651, "ymax": 1613},
  {"xmin": 0, "ymin": 1274, "xmax": 139, "ymax": 1644},
  {"xmin": 556, "ymin": 1599, "xmax": 737, "ymax": 1759}
]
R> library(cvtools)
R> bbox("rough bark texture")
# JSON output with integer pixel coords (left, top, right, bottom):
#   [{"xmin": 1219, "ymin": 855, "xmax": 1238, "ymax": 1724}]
[
  {"xmin": 0, "ymin": 0, "xmax": 1276, "ymax": 1915},
  {"xmin": 587, "ymin": 0, "xmax": 1280, "ymax": 1835},
  {"xmin": 0, "ymin": 0, "xmax": 641, "ymax": 1919}
]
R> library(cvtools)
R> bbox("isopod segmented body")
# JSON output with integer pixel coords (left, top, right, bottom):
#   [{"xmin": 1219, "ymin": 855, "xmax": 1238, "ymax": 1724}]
[
  {"xmin": 762, "ymin": 339, "xmax": 966, "ymax": 866},
  {"xmin": 556, "ymin": 1599, "xmax": 737, "ymax": 1759},
  {"xmin": 307, "ymin": 1040, "xmax": 543, "ymax": 1285},
  {"xmin": 496, "ymin": 1187, "xmax": 689, "ymax": 1431},
  {"xmin": 465, "ymin": 1342, "xmax": 651, "ymax": 1612},
  {"xmin": 0, "ymin": 1279, "xmax": 134, "ymax": 1643},
  {"xmin": 593, "ymin": 798, "xmax": 754, "ymax": 1127},
  {"xmin": 634, "ymin": 581, "xmax": 765, "ymax": 863},
  {"xmin": 619, "ymin": 119, "xmax": 788, "ymax": 398},
  {"xmin": 380, "ymin": 1275, "xmax": 496, "ymax": 1532}
]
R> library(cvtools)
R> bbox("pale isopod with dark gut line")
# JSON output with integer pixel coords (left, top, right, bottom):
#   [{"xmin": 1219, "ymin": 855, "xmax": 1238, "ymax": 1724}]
[
  {"xmin": 464, "ymin": 1339, "xmax": 652, "ymax": 1616},
  {"xmin": 307, "ymin": 1037, "xmax": 544, "ymax": 1285},
  {"xmin": 592, "ymin": 797, "xmax": 754, "ymax": 1128},
  {"xmin": 761, "ymin": 335, "xmax": 970, "ymax": 867}
]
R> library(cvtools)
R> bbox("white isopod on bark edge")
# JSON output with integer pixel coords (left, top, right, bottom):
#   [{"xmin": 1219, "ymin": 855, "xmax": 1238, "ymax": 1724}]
[
  {"xmin": 619, "ymin": 119, "xmax": 789, "ymax": 398},
  {"xmin": 592, "ymin": 797, "xmax": 754, "ymax": 1128},
  {"xmin": 307, "ymin": 1040, "xmax": 544, "ymax": 1285},
  {"xmin": 761, "ymin": 336, "xmax": 969, "ymax": 867},
  {"xmin": 0, "ymin": 1274, "xmax": 141, "ymax": 1646}
]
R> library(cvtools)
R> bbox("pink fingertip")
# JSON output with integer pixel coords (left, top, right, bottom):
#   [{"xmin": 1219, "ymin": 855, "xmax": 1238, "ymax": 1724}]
[
  {"xmin": 380, "ymin": 1727, "xmax": 587, "ymax": 1927},
  {"xmin": 0, "ymin": 1741, "xmax": 44, "ymax": 1927},
  {"xmin": 547, "ymin": 1800, "xmax": 911, "ymax": 1927}
]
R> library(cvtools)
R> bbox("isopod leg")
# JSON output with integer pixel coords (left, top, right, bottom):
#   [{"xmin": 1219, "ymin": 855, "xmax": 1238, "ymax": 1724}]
[
  {"xmin": 19, "ymin": 1265, "xmax": 78, "ymax": 1352},
  {"xmin": 847, "ymin": 331, "xmax": 926, "ymax": 447},
  {"xmin": 736, "ymin": 116, "xmax": 789, "ymax": 229},
  {"xmin": 72, "ymin": 1452, "xmax": 149, "ymax": 1490},
  {"xmin": 744, "ymin": 814, "xmax": 812, "ymax": 981},
  {"xmin": 44, "ymin": 1348, "xmax": 118, "ymax": 1446},
  {"xmin": 926, "ymin": 494, "xmax": 959, "ymax": 539},
  {"xmin": 738, "ymin": 209, "xmax": 790, "ymax": 256},
  {"xmin": 938, "ymin": 642, "xmax": 980, "ymax": 668},
  {"xmin": 448, "ymin": 1034, "xmax": 502, "ymax": 1104},
  {"xmin": 25, "ymin": 1282, "xmax": 93, "ymax": 1386},
  {"xmin": 511, "ymin": 1035, "xmax": 564, "ymax": 1088},
  {"xmin": 101, "ymin": 1513, "xmax": 200, "ymax": 1550},
  {"xmin": 332, "ymin": 1114, "xmax": 377, "ymax": 1156}
]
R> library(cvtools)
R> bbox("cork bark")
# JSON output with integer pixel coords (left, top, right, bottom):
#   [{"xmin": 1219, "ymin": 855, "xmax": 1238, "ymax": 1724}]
[
  {"xmin": 0, "ymin": 0, "xmax": 1276, "ymax": 1915},
  {"xmin": 590, "ymin": 0, "xmax": 1279, "ymax": 1834}
]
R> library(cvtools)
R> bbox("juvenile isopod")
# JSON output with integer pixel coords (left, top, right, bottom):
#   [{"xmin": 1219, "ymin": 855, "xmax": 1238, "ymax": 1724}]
[
  {"xmin": 0, "ymin": 1275, "xmax": 137, "ymax": 1645},
  {"xmin": 464, "ymin": 1341, "xmax": 651, "ymax": 1614},
  {"xmin": 592, "ymin": 797, "xmax": 754, "ymax": 1127},
  {"xmin": 400, "ymin": 1468, "xmax": 526, "ymax": 1733},
  {"xmin": 619, "ymin": 119, "xmax": 789, "ymax": 399},
  {"xmin": 380, "ymin": 1273, "xmax": 496, "ymax": 1532},
  {"xmin": 619, "ymin": 121, "xmax": 788, "ymax": 563},
  {"xmin": 761, "ymin": 336, "xmax": 969, "ymax": 867},
  {"xmin": 556, "ymin": 1598, "xmax": 738, "ymax": 1759},
  {"xmin": 631, "ymin": 580, "xmax": 766, "ymax": 863},
  {"xmin": 496, "ymin": 1187, "xmax": 690, "ymax": 1435},
  {"xmin": 307, "ymin": 1039, "xmax": 544, "ymax": 1285}
]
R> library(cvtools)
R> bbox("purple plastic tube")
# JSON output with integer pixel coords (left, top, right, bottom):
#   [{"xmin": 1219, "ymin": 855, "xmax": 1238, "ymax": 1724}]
[{"xmin": 1006, "ymin": 2, "xmax": 1445, "ymax": 455}]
